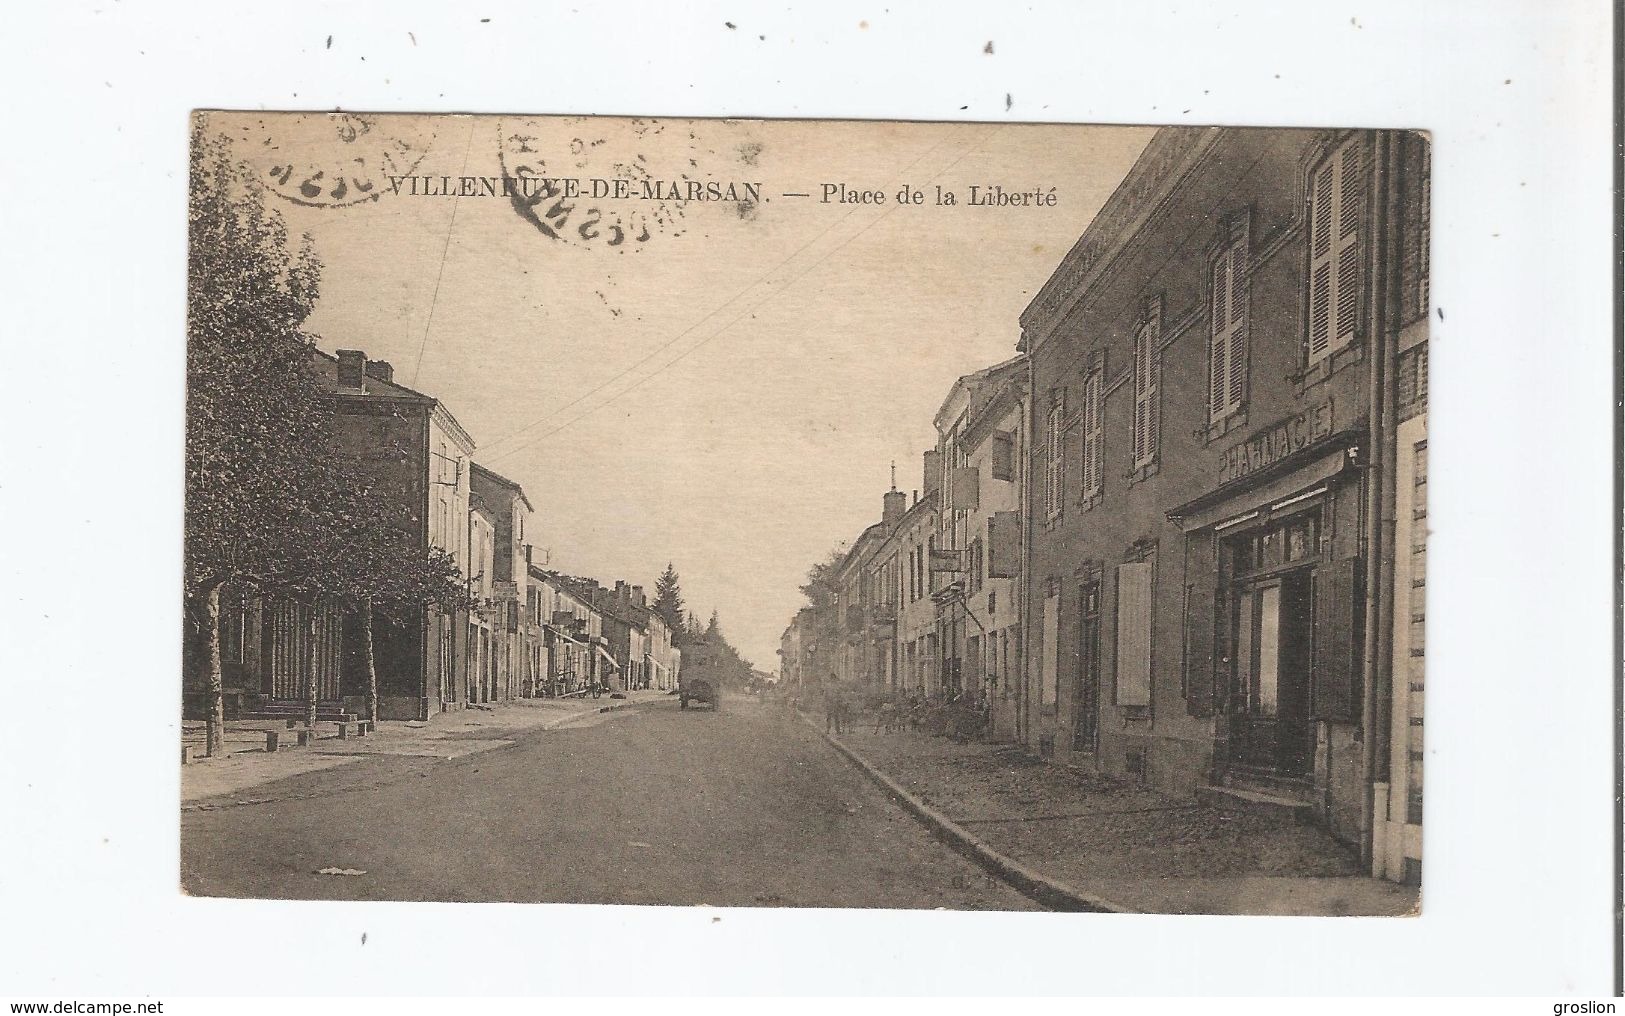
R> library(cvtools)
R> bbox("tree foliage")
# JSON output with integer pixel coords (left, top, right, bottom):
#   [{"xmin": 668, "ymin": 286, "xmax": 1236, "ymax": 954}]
[
  {"xmin": 798, "ymin": 544, "xmax": 849, "ymax": 616},
  {"xmin": 681, "ymin": 609, "xmax": 754, "ymax": 690},
  {"xmin": 652, "ymin": 562, "xmax": 687, "ymax": 644},
  {"xmin": 186, "ymin": 120, "xmax": 470, "ymax": 743}
]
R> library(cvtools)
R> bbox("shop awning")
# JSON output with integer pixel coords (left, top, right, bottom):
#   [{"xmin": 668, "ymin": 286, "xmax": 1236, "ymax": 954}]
[{"xmin": 595, "ymin": 644, "xmax": 619, "ymax": 671}]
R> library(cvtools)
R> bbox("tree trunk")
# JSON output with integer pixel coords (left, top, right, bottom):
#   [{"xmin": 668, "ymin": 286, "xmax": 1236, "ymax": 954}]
[
  {"xmin": 303, "ymin": 599, "xmax": 319, "ymax": 728},
  {"xmin": 362, "ymin": 596, "xmax": 379, "ymax": 725},
  {"xmin": 202, "ymin": 583, "xmax": 226, "ymax": 758}
]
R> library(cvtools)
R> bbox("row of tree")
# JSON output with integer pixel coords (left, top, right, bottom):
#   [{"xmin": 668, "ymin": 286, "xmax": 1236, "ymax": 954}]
[{"xmin": 184, "ymin": 125, "xmax": 466, "ymax": 757}]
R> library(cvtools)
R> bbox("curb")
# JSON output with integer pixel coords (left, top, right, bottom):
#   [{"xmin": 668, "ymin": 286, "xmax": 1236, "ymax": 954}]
[
  {"xmin": 183, "ymin": 698, "xmax": 661, "ymax": 810},
  {"xmin": 806, "ymin": 715, "xmax": 1130, "ymax": 914}
]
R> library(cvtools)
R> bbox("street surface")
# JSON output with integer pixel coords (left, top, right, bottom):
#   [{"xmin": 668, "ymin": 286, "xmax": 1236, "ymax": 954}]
[{"xmin": 181, "ymin": 696, "xmax": 1036, "ymax": 910}]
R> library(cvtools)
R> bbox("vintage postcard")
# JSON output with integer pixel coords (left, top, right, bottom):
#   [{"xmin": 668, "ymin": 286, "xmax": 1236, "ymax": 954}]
[{"xmin": 182, "ymin": 111, "xmax": 1428, "ymax": 915}]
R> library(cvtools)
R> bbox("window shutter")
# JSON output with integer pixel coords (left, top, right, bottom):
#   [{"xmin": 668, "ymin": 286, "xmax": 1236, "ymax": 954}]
[
  {"xmin": 1307, "ymin": 161, "xmax": 1335, "ymax": 363},
  {"xmin": 1227, "ymin": 240, "xmax": 1248, "ymax": 409},
  {"xmin": 1045, "ymin": 394, "xmax": 1064, "ymax": 519},
  {"xmin": 1082, "ymin": 371, "xmax": 1103, "ymax": 499},
  {"xmin": 1311, "ymin": 556, "xmax": 1360, "ymax": 720},
  {"xmin": 1040, "ymin": 591, "xmax": 1059, "ymax": 707},
  {"xmin": 1132, "ymin": 327, "xmax": 1149, "ymax": 464},
  {"xmin": 987, "ymin": 510, "xmax": 1020, "ymax": 578},
  {"xmin": 1134, "ymin": 313, "xmax": 1161, "ymax": 466},
  {"xmin": 1115, "ymin": 561, "xmax": 1153, "ymax": 706},
  {"xmin": 1334, "ymin": 140, "xmax": 1366, "ymax": 348},
  {"xmin": 1210, "ymin": 255, "xmax": 1230, "ymax": 419},
  {"xmin": 1308, "ymin": 137, "xmax": 1366, "ymax": 366},
  {"xmin": 1183, "ymin": 530, "xmax": 1219, "ymax": 717},
  {"xmin": 1146, "ymin": 331, "xmax": 1160, "ymax": 461}
]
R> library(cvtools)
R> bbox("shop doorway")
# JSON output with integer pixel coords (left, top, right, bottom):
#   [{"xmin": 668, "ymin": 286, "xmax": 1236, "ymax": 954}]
[
  {"xmin": 1224, "ymin": 508, "xmax": 1321, "ymax": 778},
  {"xmin": 1072, "ymin": 580, "xmax": 1101, "ymax": 753}
]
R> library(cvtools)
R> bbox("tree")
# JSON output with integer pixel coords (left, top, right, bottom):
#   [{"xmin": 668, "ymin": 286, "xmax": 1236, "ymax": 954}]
[
  {"xmin": 326, "ymin": 499, "xmax": 470, "ymax": 725},
  {"xmin": 653, "ymin": 563, "xmax": 687, "ymax": 644},
  {"xmin": 186, "ymin": 120, "xmax": 471, "ymax": 747},
  {"xmin": 186, "ymin": 122, "xmax": 336, "ymax": 755},
  {"xmin": 799, "ymin": 544, "xmax": 849, "ymax": 615}
]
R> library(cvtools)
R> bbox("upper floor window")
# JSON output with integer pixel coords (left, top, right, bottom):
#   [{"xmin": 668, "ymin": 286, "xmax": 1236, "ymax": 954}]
[
  {"xmin": 1081, "ymin": 366, "xmax": 1103, "ymax": 502},
  {"xmin": 1044, "ymin": 389, "xmax": 1065, "ymax": 521},
  {"xmin": 1210, "ymin": 219, "xmax": 1250, "ymax": 421},
  {"xmin": 991, "ymin": 430, "xmax": 1015, "ymax": 482},
  {"xmin": 1132, "ymin": 300, "xmax": 1162, "ymax": 469},
  {"xmin": 1307, "ymin": 136, "xmax": 1368, "ymax": 366}
]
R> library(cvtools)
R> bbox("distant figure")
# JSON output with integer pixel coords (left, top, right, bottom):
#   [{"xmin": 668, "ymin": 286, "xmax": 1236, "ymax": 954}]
[{"xmin": 825, "ymin": 679, "xmax": 845, "ymax": 735}]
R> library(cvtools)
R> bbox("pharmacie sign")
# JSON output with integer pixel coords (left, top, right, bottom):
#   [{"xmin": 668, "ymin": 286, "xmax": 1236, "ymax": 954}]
[{"xmin": 1218, "ymin": 400, "xmax": 1334, "ymax": 486}]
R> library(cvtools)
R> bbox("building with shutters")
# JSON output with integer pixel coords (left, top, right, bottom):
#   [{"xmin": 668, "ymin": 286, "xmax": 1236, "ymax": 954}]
[
  {"xmin": 833, "ymin": 513, "xmax": 894, "ymax": 690},
  {"xmin": 469, "ymin": 463, "xmax": 536, "ymax": 703},
  {"xmin": 1017, "ymin": 126, "xmax": 1429, "ymax": 858},
  {"xmin": 887, "ymin": 486, "xmax": 941, "ymax": 699},
  {"xmin": 528, "ymin": 569, "xmax": 612, "ymax": 697},
  {"xmin": 464, "ymin": 493, "xmax": 501, "ymax": 705},
  {"xmin": 188, "ymin": 346, "xmax": 491, "ymax": 723},
  {"xmin": 929, "ymin": 356, "xmax": 1029, "ymax": 736}
]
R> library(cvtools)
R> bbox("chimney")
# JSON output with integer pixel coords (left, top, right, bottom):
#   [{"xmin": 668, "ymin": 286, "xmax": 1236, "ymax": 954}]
[
  {"xmin": 615, "ymin": 580, "xmax": 629, "ymax": 601},
  {"xmin": 336, "ymin": 349, "xmax": 366, "ymax": 391},
  {"xmin": 883, "ymin": 489, "xmax": 907, "ymax": 526},
  {"xmin": 632, "ymin": 585, "xmax": 645, "ymax": 607},
  {"xmin": 365, "ymin": 359, "xmax": 394, "ymax": 384}
]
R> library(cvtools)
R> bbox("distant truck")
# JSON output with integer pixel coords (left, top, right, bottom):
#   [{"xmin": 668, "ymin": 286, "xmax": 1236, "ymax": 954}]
[{"xmin": 679, "ymin": 674, "xmax": 721, "ymax": 711}]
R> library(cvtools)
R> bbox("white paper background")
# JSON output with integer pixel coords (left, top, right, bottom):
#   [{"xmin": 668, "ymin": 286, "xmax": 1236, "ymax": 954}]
[{"xmin": 0, "ymin": 0, "xmax": 1615, "ymax": 997}]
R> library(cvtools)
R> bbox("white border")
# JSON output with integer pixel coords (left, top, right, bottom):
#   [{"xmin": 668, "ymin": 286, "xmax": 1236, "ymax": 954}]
[{"xmin": 0, "ymin": 0, "xmax": 1614, "ymax": 996}]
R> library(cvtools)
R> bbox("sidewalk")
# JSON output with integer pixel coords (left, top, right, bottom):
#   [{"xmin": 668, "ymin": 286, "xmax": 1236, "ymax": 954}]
[
  {"xmin": 181, "ymin": 690, "xmax": 668, "ymax": 806},
  {"xmin": 826, "ymin": 723, "xmax": 1420, "ymax": 916}
]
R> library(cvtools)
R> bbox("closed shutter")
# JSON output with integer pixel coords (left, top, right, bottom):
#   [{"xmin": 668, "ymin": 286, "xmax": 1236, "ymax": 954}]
[
  {"xmin": 1082, "ymin": 370, "xmax": 1103, "ymax": 499},
  {"xmin": 1308, "ymin": 137, "xmax": 1366, "ymax": 366},
  {"xmin": 1335, "ymin": 141, "xmax": 1366, "ymax": 345},
  {"xmin": 1045, "ymin": 394, "xmax": 1064, "ymax": 518},
  {"xmin": 991, "ymin": 431, "xmax": 1014, "ymax": 481},
  {"xmin": 1227, "ymin": 240, "xmax": 1248, "ymax": 408},
  {"xmin": 1311, "ymin": 556, "xmax": 1360, "ymax": 720},
  {"xmin": 1040, "ymin": 591, "xmax": 1059, "ymax": 706},
  {"xmin": 1133, "ymin": 313, "xmax": 1160, "ymax": 467},
  {"xmin": 1210, "ymin": 253, "xmax": 1230, "ymax": 419},
  {"xmin": 1210, "ymin": 235, "xmax": 1249, "ymax": 421},
  {"xmin": 987, "ymin": 510, "xmax": 1020, "ymax": 578},
  {"xmin": 1183, "ymin": 531, "xmax": 1219, "ymax": 716},
  {"xmin": 1115, "ymin": 561, "xmax": 1153, "ymax": 706}
]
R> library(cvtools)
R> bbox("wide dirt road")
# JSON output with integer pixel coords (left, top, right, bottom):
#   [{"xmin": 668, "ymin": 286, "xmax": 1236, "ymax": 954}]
[{"xmin": 181, "ymin": 696, "xmax": 1036, "ymax": 910}]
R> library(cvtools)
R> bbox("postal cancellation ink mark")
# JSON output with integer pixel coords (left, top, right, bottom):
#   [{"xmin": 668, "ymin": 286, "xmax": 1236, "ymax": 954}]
[
  {"xmin": 497, "ymin": 117, "xmax": 723, "ymax": 251},
  {"xmin": 236, "ymin": 113, "xmax": 433, "ymax": 210}
]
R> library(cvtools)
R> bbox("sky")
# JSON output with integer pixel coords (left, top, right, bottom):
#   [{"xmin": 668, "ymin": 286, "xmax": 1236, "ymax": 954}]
[{"xmin": 212, "ymin": 112, "xmax": 1152, "ymax": 670}]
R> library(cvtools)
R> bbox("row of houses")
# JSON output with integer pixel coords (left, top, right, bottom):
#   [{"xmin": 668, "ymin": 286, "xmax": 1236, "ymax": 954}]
[
  {"xmin": 780, "ymin": 126, "xmax": 1429, "ymax": 885},
  {"xmin": 184, "ymin": 347, "xmax": 681, "ymax": 723}
]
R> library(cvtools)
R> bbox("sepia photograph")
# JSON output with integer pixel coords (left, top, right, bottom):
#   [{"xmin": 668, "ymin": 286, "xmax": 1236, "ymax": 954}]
[{"xmin": 180, "ymin": 111, "xmax": 1429, "ymax": 917}]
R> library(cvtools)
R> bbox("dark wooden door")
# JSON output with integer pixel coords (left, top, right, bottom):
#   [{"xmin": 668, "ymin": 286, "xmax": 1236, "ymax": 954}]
[
  {"xmin": 1231, "ymin": 569, "xmax": 1314, "ymax": 775},
  {"xmin": 1073, "ymin": 580, "xmax": 1101, "ymax": 752}
]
